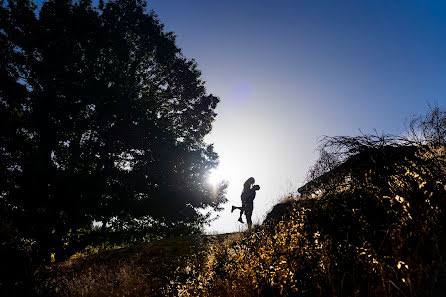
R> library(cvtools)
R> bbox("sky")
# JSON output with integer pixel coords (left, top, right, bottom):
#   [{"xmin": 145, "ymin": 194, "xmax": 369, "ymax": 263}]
[
  {"xmin": 146, "ymin": 0, "xmax": 446, "ymax": 233},
  {"xmin": 33, "ymin": 0, "xmax": 446, "ymax": 233}
]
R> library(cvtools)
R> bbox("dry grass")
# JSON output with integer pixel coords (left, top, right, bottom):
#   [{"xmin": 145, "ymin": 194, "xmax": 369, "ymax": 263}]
[{"xmin": 34, "ymin": 236, "xmax": 222, "ymax": 296}]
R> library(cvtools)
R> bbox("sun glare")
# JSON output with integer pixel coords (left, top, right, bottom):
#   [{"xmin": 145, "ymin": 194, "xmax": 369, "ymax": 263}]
[{"xmin": 208, "ymin": 169, "xmax": 223, "ymax": 186}]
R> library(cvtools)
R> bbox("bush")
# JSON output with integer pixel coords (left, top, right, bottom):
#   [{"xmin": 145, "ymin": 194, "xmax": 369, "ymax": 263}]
[{"xmin": 0, "ymin": 214, "xmax": 35, "ymax": 296}]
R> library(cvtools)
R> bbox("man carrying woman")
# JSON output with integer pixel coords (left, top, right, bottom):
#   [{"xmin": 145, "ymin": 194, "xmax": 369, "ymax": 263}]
[{"xmin": 232, "ymin": 177, "xmax": 260, "ymax": 230}]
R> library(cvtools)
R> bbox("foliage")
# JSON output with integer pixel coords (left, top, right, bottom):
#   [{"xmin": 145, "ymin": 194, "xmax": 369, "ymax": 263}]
[
  {"xmin": 0, "ymin": 211, "xmax": 36, "ymax": 296},
  {"xmin": 407, "ymin": 103, "xmax": 446, "ymax": 147},
  {"xmin": 306, "ymin": 148, "xmax": 340, "ymax": 182},
  {"xmin": 62, "ymin": 214, "xmax": 207, "ymax": 257},
  {"xmin": 0, "ymin": 0, "xmax": 226, "ymax": 263}
]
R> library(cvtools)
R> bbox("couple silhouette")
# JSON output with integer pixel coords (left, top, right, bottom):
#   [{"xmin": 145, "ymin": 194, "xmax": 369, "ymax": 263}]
[{"xmin": 231, "ymin": 177, "xmax": 260, "ymax": 230}]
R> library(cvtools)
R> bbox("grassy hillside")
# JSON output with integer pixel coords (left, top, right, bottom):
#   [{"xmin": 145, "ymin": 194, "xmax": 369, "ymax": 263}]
[
  {"xmin": 33, "ymin": 234, "xmax": 236, "ymax": 296},
  {"xmin": 32, "ymin": 142, "xmax": 446, "ymax": 297}
]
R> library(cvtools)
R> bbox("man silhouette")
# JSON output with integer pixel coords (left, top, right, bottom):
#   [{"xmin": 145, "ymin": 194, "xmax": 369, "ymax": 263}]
[{"xmin": 243, "ymin": 184, "xmax": 260, "ymax": 230}]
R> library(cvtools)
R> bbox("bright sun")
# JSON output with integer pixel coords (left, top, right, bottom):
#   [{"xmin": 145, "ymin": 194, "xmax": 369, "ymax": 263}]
[{"xmin": 207, "ymin": 168, "xmax": 224, "ymax": 186}]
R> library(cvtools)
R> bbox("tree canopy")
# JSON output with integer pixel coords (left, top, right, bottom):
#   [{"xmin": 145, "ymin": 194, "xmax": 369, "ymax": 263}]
[{"xmin": 0, "ymin": 0, "xmax": 226, "ymax": 260}]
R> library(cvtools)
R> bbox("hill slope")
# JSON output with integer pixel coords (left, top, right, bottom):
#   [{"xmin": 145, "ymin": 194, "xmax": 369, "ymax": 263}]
[{"xmin": 34, "ymin": 234, "xmax": 234, "ymax": 296}]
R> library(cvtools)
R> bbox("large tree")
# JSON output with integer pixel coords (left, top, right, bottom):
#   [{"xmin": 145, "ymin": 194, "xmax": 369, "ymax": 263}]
[{"xmin": 0, "ymin": 0, "xmax": 226, "ymax": 260}]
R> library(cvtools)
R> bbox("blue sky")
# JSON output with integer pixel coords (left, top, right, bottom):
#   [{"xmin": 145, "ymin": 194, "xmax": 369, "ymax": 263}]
[
  {"xmin": 34, "ymin": 0, "xmax": 446, "ymax": 232},
  {"xmin": 147, "ymin": 0, "xmax": 446, "ymax": 232}
]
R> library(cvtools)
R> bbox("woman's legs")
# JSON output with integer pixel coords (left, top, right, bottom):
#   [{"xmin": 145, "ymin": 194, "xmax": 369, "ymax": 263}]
[
  {"xmin": 231, "ymin": 205, "xmax": 243, "ymax": 212},
  {"xmin": 231, "ymin": 205, "xmax": 245, "ymax": 222},
  {"xmin": 232, "ymin": 200, "xmax": 246, "ymax": 223}
]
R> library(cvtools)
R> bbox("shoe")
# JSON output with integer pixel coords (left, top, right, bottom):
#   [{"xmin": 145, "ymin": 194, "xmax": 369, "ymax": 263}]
[
  {"xmin": 238, "ymin": 217, "xmax": 244, "ymax": 223},
  {"xmin": 231, "ymin": 206, "xmax": 235, "ymax": 213}
]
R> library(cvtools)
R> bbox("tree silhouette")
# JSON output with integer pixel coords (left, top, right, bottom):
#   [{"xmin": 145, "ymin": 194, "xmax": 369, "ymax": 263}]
[{"xmin": 0, "ymin": 0, "xmax": 226, "ymax": 261}]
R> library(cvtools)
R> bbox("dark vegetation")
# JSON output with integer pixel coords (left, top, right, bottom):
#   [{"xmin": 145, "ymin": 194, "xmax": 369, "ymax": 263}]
[{"xmin": 1, "ymin": 0, "xmax": 226, "ymax": 295}]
